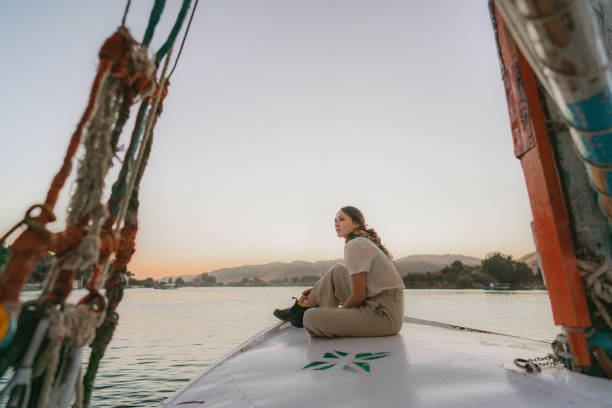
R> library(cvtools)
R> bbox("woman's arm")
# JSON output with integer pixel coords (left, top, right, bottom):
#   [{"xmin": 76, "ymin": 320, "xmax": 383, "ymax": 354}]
[{"xmin": 341, "ymin": 272, "xmax": 367, "ymax": 308}]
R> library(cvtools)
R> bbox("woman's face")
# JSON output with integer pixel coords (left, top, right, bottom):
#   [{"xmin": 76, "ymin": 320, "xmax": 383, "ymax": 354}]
[{"xmin": 334, "ymin": 210, "xmax": 360, "ymax": 239}]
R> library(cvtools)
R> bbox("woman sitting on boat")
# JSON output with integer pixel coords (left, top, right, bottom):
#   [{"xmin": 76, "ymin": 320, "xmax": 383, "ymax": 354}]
[{"xmin": 273, "ymin": 206, "xmax": 405, "ymax": 337}]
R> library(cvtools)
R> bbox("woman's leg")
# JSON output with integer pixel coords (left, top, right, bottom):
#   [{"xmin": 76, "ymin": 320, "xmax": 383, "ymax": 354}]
[
  {"xmin": 310, "ymin": 263, "xmax": 352, "ymax": 308},
  {"xmin": 303, "ymin": 289, "xmax": 404, "ymax": 337},
  {"xmin": 273, "ymin": 263, "xmax": 351, "ymax": 327}
]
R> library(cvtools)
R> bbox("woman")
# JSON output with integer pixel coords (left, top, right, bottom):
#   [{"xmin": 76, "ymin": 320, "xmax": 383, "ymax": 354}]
[{"xmin": 273, "ymin": 206, "xmax": 405, "ymax": 337}]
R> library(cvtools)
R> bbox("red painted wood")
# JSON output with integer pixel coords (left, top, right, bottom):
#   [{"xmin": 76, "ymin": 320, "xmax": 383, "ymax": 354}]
[{"xmin": 493, "ymin": 3, "xmax": 591, "ymax": 366}]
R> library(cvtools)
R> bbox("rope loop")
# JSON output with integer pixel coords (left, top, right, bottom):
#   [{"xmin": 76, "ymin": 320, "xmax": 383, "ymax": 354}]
[
  {"xmin": 78, "ymin": 291, "xmax": 106, "ymax": 314},
  {"xmin": 0, "ymin": 204, "xmax": 56, "ymax": 247}
]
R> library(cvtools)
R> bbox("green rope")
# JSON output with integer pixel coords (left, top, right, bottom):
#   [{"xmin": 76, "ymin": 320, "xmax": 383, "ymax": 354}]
[
  {"xmin": 111, "ymin": 0, "xmax": 193, "ymax": 215},
  {"xmin": 142, "ymin": 0, "xmax": 166, "ymax": 46},
  {"xmin": 168, "ymin": 0, "xmax": 199, "ymax": 79},
  {"xmin": 134, "ymin": 106, "xmax": 160, "ymax": 188},
  {"xmin": 82, "ymin": 311, "xmax": 119, "ymax": 408},
  {"xmin": 109, "ymin": 102, "xmax": 149, "ymax": 218},
  {"xmin": 156, "ymin": 0, "xmax": 192, "ymax": 61}
]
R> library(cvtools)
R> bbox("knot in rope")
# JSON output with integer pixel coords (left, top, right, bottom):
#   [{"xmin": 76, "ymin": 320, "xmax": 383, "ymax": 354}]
[
  {"xmin": 96, "ymin": 225, "xmax": 120, "ymax": 271},
  {"xmin": 33, "ymin": 305, "xmax": 67, "ymax": 405},
  {"xmin": 33, "ymin": 303, "xmax": 105, "ymax": 407},
  {"xmin": 145, "ymin": 77, "xmax": 170, "ymax": 104},
  {"xmin": 104, "ymin": 267, "xmax": 128, "ymax": 311},
  {"xmin": 114, "ymin": 225, "xmax": 138, "ymax": 271},
  {"xmin": 100, "ymin": 27, "xmax": 156, "ymax": 102},
  {"xmin": 61, "ymin": 233, "xmax": 101, "ymax": 273},
  {"xmin": 64, "ymin": 304, "xmax": 104, "ymax": 349}
]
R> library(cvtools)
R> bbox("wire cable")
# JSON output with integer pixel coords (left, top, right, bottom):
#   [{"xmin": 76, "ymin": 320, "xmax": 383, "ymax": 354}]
[{"xmin": 121, "ymin": 0, "xmax": 131, "ymax": 27}]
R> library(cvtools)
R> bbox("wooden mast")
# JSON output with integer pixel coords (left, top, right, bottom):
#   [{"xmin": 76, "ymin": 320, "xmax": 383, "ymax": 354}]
[{"xmin": 490, "ymin": 2, "xmax": 592, "ymax": 366}]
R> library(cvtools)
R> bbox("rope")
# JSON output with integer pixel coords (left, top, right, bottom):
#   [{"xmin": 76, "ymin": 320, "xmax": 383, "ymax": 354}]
[
  {"xmin": 66, "ymin": 75, "xmax": 119, "ymax": 226},
  {"xmin": 58, "ymin": 72, "xmax": 122, "ymax": 299},
  {"xmin": 168, "ymin": 0, "xmax": 199, "ymax": 79},
  {"xmin": 121, "ymin": 0, "xmax": 131, "ymax": 27},
  {"xmin": 3, "ymin": 2, "xmax": 181, "ymax": 402},
  {"xmin": 0, "ymin": 43, "xmax": 114, "ymax": 305},
  {"xmin": 108, "ymin": 102, "xmax": 149, "ymax": 220},
  {"xmin": 1, "ymin": 22, "xmax": 155, "ymax": 311},
  {"xmin": 577, "ymin": 259, "xmax": 612, "ymax": 329},
  {"xmin": 0, "ymin": 27, "xmax": 154, "ymax": 307},
  {"xmin": 114, "ymin": 48, "xmax": 173, "ymax": 237},
  {"xmin": 44, "ymin": 56, "xmax": 113, "ymax": 214},
  {"xmin": 82, "ymin": 311, "xmax": 118, "ymax": 407},
  {"xmin": 33, "ymin": 304, "xmax": 102, "ymax": 408},
  {"xmin": 110, "ymin": 98, "xmax": 132, "ymax": 156},
  {"xmin": 142, "ymin": 0, "xmax": 166, "ymax": 47},
  {"xmin": 156, "ymin": 0, "xmax": 192, "ymax": 61},
  {"xmin": 82, "ymin": 10, "xmax": 188, "ymax": 403},
  {"xmin": 45, "ymin": 28, "xmax": 155, "ymax": 305},
  {"xmin": 0, "ymin": 204, "xmax": 55, "ymax": 248},
  {"xmin": 81, "ymin": 129, "xmax": 146, "ymax": 405}
]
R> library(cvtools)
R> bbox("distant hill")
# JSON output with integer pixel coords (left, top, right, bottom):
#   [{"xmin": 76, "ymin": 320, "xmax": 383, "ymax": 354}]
[
  {"xmin": 393, "ymin": 254, "xmax": 481, "ymax": 275},
  {"xmin": 203, "ymin": 254, "xmax": 482, "ymax": 283},
  {"xmin": 157, "ymin": 252, "xmax": 539, "ymax": 283},
  {"xmin": 517, "ymin": 252, "xmax": 540, "ymax": 274},
  {"xmin": 209, "ymin": 260, "xmax": 342, "ymax": 283}
]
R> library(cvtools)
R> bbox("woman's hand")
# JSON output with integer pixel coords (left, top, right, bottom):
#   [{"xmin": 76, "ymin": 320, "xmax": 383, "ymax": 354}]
[
  {"xmin": 342, "ymin": 272, "xmax": 367, "ymax": 308},
  {"xmin": 301, "ymin": 287, "xmax": 317, "ymax": 307}
]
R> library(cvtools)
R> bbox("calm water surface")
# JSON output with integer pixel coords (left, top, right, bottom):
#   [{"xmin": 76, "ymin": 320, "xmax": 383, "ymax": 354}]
[{"xmin": 13, "ymin": 288, "xmax": 558, "ymax": 407}]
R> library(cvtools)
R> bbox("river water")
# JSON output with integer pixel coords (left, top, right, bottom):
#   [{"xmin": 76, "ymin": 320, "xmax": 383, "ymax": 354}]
[{"xmin": 11, "ymin": 287, "xmax": 558, "ymax": 407}]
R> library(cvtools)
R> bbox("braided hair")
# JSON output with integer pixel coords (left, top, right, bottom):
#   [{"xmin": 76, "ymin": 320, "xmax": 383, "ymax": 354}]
[{"xmin": 341, "ymin": 206, "xmax": 393, "ymax": 259}]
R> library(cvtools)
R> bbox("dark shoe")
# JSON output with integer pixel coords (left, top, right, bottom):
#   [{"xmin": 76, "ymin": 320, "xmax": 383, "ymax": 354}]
[{"xmin": 273, "ymin": 297, "xmax": 309, "ymax": 328}]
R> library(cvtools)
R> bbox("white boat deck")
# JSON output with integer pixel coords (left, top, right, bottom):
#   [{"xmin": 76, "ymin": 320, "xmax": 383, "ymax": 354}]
[{"xmin": 162, "ymin": 317, "xmax": 612, "ymax": 407}]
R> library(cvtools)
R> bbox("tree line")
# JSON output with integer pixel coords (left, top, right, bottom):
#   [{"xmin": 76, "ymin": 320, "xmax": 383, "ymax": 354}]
[
  {"xmin": 0, "ymin": 246, "xmax": 542, "ymax": 290},
  {"xmin": 402, "ymin": 252, "xmax": 542, "ymax": 289},
  {"xmin": 0, "ymin": 245, "xmax": 92, "ymax": 284}
]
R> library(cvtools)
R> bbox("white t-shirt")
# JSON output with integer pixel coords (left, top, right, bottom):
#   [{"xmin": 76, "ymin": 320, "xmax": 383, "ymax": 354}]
[{"xmin": 344, "ymin": 237, "xmax": 404, "ymax": 297}]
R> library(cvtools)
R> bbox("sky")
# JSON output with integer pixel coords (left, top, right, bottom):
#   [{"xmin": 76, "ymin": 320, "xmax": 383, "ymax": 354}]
[{"xmin": 0, "ymin": 1, "xmax": 535, "ymax": 279}]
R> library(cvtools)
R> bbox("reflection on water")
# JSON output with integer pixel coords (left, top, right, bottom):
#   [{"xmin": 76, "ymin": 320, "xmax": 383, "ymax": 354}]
[
  {"xmin": 10, "ymin": 287, "xmax": 557, "ymax": 407},
  {"xmin": 403, "ymin": 289, "xmax": 557, "ymax": 341}
]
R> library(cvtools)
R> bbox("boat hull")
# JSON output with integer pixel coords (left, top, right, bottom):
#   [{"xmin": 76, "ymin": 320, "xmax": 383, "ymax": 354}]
[{"xmin": 161, "ymin": 317, "xmax": 612, "ymax": 407}]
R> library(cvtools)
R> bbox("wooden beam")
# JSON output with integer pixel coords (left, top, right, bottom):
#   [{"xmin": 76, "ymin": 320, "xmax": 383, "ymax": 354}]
[{"xmin": 492, "ymin": 2, "xmax": 591, "ymax": 366}]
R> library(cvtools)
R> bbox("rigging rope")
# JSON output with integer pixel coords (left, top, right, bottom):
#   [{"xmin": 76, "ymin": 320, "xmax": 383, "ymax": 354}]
[
  {"xmin": 121, "ymin": 0, "xmax": 132, "ymax": 27},
  {"xmin": 168, "ymin": 0, "xmax": 199, "ymax": 79},
  {"xmin": 156, "ymin": 0, "xmax": 192, "ymax": 61},
  {"xmin": 142, "ymin": 0, "xmax": 166, "ymax": 47},
  {"xmin": 0, "ymin": 25, "xmax": 158, "ymax": 408},
  {"xmin": 81, "ymin": 1, "xmax": 197, "ymax": 403},
  {"xmin": 82, "ymin": 50, "xmax": 173, "ymax": 408},
  {"xmin": 0, "ymin": 0, "xmax": 197, "ymax": 405}
]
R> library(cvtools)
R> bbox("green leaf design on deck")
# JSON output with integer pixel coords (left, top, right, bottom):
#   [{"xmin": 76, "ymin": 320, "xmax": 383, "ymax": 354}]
[
  {"xmin": 323, "ymin": 350, "xmax": 348, "ymax": 359},
  {"xmin": 355, "ymin": 352, "xmax": 391, "ymax": 360},
  {"xmin": 303, "ymin": 361, "xmax": 332, "ymax": 369},
  {"xmin": 303, "ymin": 351, "xmax": 390, "ymax": 373}
]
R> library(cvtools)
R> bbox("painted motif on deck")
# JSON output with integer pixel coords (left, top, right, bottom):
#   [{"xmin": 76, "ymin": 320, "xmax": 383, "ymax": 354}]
[{"xmin": 302, "ymin": 351, "xmax": 390, "ymax": 373}]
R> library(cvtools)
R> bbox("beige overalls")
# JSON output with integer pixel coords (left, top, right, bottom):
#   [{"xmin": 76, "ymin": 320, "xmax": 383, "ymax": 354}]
[{"xmin": 303, "ymin": 238, "xmax": 405, "ymax": 337}]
